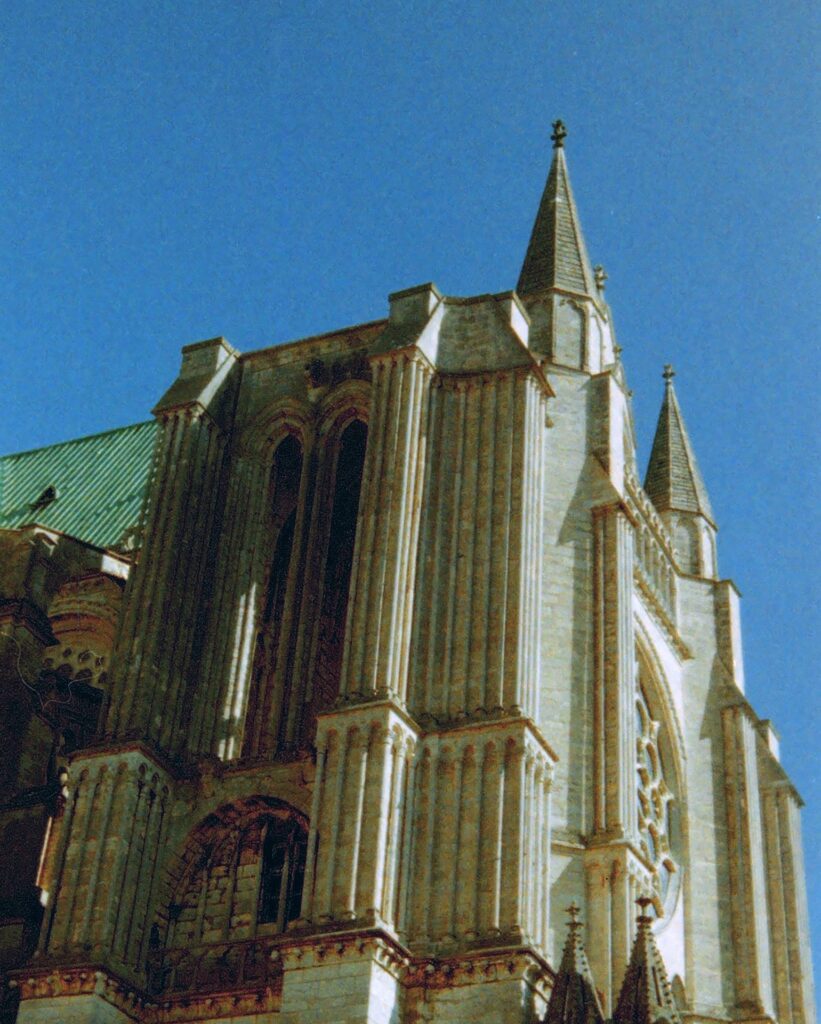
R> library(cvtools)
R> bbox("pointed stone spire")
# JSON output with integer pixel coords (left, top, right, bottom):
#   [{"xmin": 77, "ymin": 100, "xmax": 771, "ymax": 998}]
[
  {"xmin": 518, "ymin": 120, "xmax": 598, "ymax": 299},
  {"xmin": 612, "ymin": 898, "xmax": 682, "ymax": 1024},
  {"xmin": 644, "ymin": 366, "xmax": 715, "ymax": 527},
  {"xmin": 543, "ymin": 904, "xmax": 605, "ymax": 1024}
]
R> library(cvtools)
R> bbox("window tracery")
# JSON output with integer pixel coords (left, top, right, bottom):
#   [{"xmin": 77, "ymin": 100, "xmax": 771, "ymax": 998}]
[
  {"xmin": 258, "ymin": 817, "xmax": 308, "ymax": 930},
  {"xmin": 635, "ymin": 680, "xmax": 676, "ymax": 912},
  {"xmin": 163, "ymin": 803, "xmax": 308, "ymax": 952}
]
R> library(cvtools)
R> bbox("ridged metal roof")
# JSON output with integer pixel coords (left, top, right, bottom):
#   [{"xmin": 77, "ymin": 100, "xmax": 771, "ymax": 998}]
[{"xmin": 0, "ymin": 420, "xmax": 159, "ymax": 550}]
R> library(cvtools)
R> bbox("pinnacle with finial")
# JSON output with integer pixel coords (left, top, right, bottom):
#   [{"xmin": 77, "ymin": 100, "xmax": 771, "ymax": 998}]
[
  {"xmin": 636, "ymin": 895, "xmax": 655, "ymax": 925},
  {"xmin": 551, "ymin": 119, "xmax": 568, "ymax": 148},
  {"xmin": 663, "ymin": 364, "xmax": 676, "ymax": 384},
  {"xmin": 594, "ymin": 264, "xmax": 607, "ymax": 291}
]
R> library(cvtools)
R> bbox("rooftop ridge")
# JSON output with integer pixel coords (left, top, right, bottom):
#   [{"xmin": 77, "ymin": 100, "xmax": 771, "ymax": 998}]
[{"xmin": 0, "ymin": 418, "xmax": 156, "ymax": 463}]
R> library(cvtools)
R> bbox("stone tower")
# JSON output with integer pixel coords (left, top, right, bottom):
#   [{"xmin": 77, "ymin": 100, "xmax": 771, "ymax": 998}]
[{"xmin": 0, "ymin": 122, "xmax": 814, "ymax": 1024}]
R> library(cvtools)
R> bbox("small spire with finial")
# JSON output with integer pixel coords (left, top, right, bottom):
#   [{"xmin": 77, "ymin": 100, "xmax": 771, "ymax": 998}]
[
  {"xmin": 636, "ymin": 895, "xmax": 655, "ymax": 927},
  {"xmin": 551, "ymin": 119, "xmax": 568, "ymax": 149},
  {"xmin": 662, "ymin": 364, "xmax": 676, "ymax": 385}
]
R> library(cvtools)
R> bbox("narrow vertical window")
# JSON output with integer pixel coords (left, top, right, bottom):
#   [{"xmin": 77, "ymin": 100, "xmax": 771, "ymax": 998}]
[
  {"xmin": 258, "ymin": 817, "xmax": 308, "ymax": 929},
  {"xmin": 306, "ymin": 420, "xmax": 367, "ymax": 737},
  {"xmin": 243, "ymin": 436, "xmax": 303, "ymax": 757}
]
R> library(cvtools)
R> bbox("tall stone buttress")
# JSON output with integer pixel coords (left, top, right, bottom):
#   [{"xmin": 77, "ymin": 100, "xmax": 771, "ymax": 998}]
[{"xmin": 2, "ymin": 121, "xmax": 813, "ymax": 1024}]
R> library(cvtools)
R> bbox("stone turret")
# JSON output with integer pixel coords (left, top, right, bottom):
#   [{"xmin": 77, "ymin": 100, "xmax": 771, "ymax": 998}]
[
  {"xmin": 644, "ymin": 366, "xmax": 718, "ymax": 577},
  {"xmin": 516, "ymin": 120, "xmax": 617, "ymax": 371}
]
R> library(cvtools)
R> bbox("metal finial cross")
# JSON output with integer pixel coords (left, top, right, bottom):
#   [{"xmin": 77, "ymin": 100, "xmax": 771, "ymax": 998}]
[
  {"xmin": 663, "ymin": 364, "xmax": 676, "ymax": 384},
  {"xmin": 551, "ymin": 119, "xmax": 568, "ymax": 149}
]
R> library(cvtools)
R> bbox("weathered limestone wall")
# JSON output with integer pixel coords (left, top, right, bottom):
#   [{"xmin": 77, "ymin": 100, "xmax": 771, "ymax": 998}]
[
  {"xmin": 278, "ymin": 938, "xmax": 403, "ymax": 1024},
  {"xmin": 536, "ymin": 369, "xmax": 595, "ymax": 859},
  {"xmin": 677, "ymin": 574, "xmax": 735, "ymax": 1017},
  {"xmin": 16, "ymin": 994, "xmax": 134, "ymax": 1024}
]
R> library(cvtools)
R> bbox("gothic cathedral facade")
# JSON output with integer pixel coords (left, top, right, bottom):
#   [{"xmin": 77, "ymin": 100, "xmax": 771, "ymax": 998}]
[{"xmin": 0, "ymin": 123, "xmax": 814, "ymax": 1024}]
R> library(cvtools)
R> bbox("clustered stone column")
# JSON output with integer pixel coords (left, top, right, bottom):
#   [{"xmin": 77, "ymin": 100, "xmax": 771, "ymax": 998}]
[
  {"xmin": 340, "ymin": 348, "xmax": 432, "ymax": 704},
  {"xmin": 37, "ymin": 751, "xmax": 171, "ymax": 982},
  {"xmin": 192, "ymin": 450, "xmax": 272, "ymax": 759},
  {"xmin": 105, "ymin": 405, "xmax": 230, "ymax": 752},
  {"xmin": 722, "ymin": 702, "xmax": 775, "ymax": 1020},
  {"xmin": 302, "ymin": 710, "xmax": 416, "ymax": 928},
  {"xmin": 761, "ymin": 780, "xmax": 815, "ymax": 1024},
  {"xmin": 407, "ymin": 726, "xmax": 554, "ymax": 952},
  {"xmin": 585, "ymin": 501, "xmax": 644, "ymax": 1012},
  {"xmin": 300, "ymin": 346, "xmax": 432, "ymax": 930},
  {"xmin": 408, "ymin": 369, "xmax": 546, "ymax": 723}
]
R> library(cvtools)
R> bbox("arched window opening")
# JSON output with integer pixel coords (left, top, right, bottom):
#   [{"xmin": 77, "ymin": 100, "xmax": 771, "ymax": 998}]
[
  {"xmin": 258, "ymin": 817, "xmax": 308, "ymax": 929},
  {"xmin": 305, "ymin": 419, "xmax": 367, "ymax": 738},
  {"xmin": 151, "ymin": 800, "xmax": 308, "ymax": 997},
  {"xmin": 244, "ymin": 436, "xmax": 303, "ymax": 758}
]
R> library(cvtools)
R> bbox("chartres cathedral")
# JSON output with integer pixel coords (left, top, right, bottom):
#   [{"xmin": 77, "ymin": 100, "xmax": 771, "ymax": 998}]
[{"xmin": 0, "ymin": 122, "xmax": 814, "ymax": 1024}]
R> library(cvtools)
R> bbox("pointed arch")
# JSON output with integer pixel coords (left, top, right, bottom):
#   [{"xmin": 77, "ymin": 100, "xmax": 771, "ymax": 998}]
[
  {"xmin": 301, "ymin": 417, "xmax": 368, "ymax": 742},
  {"xmin": 156, "ymin": 796, "xmax": 309, "ymax": 957},
  {"xmin": 242, "ymin": 434, "xmax": 305, "ymax": 757},
  {"xmin": 634, "ymin": 630, "xmax": 688, "ymax": 928}
]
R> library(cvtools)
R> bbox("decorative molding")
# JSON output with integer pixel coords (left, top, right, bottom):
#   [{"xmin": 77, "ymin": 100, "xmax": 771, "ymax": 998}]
[{"xmin": 634, "ymin": 568, "xmax": 691, "ymax": 661}]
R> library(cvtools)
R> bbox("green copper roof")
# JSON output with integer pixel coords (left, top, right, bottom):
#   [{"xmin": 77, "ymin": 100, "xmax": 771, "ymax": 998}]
[{"xmin": 0, "ymin": 420, "xmax": 159, "ymax": 551}]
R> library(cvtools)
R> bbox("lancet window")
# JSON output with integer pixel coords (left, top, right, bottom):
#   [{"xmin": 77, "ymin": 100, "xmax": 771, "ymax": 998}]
[
  {"xmin": 302, "ymin": 418, "xmax": 367, "ymax": 740},
  {"xmin": 258, "ymin": 816, "xmax": 308, "ymax": 929},
  {"xmin": 243, "ymin": 435, "xmax": 303, "ymax": 758},
  {"xmin": 238, "ymin": 405, "xmax": 369, "ymax": 757},
  {"xmin": 635, "ymin": 678, "xmax": 676, "ymax": 912}
]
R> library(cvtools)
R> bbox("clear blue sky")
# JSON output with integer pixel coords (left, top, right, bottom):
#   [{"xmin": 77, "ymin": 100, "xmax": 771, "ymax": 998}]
[{"xmin": 2, "ymin": 0, "xmax": 819, "ymax": 988}]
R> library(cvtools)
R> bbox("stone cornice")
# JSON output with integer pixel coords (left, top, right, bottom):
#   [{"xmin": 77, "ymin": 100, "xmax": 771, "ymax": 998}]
[
  {"xmin": 69, "ymin": 738, "xmax": 192, "ymax": 782},
  {"xmin": 420, "ymin": 713, "xmax": 559, "ymax": 765}
]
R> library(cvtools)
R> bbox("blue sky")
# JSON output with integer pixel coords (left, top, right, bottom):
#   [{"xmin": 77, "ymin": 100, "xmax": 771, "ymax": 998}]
[{"xmin": 2, "ymin": 0, "xmax": 819, "ymax": 988}]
